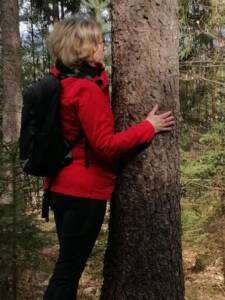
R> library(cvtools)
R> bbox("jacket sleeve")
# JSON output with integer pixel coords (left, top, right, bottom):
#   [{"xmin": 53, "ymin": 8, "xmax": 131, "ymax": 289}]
[{"xmin": 76, "ymin": 82, "xmax": 155, "ymax": 159}]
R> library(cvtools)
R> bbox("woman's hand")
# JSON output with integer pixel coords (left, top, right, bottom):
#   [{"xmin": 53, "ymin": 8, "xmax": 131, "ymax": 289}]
[{"xmin": 146, "ymin": 104, "xmax": 175, "ymax": 133}]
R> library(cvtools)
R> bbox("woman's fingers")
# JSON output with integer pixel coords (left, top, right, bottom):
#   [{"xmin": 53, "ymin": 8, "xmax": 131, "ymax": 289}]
[
  {"xmin": 160, "ymin": 111, "xmax": 173, "ymax": 118},
  {"xmin": 163, "ymin": 118, "xmax": 175, "ymax": 125},
  {"xmin": 164, "ymin": 116, "xmax": 175, "ymax": 122},
  {"xmin": 160, "ymin": 127, "xmax": 173, "ymax": 131},
  {"xmin": 161, "ymin": 118, "xmax": 175, "ymax": 130},
  {"xmin": 150, "ymin": 104, "xmax": 159, "ymax": 116}
]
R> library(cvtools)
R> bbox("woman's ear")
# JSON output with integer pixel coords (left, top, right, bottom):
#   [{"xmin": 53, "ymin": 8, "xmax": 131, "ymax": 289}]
[{"xmin": 91, "ymin": 46, "xmax": 97, "ymax": 58}]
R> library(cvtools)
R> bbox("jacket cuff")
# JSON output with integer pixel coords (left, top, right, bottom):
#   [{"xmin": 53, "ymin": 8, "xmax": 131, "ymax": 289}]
[{"xmin": 139, "ymin": 120, "xmax": 156, "ymax": 141}]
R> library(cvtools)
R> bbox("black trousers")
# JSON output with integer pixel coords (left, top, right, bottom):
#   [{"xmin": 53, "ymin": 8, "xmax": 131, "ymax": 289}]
[{"xmin": 43, "ymin": 192, "xmax": 107, "ymax": 300}]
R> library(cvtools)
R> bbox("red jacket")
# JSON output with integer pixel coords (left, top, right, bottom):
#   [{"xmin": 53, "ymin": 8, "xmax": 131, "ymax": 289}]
[{"xmin": 44, "ymin": 66, "xmax": 155, "ymax": 201}]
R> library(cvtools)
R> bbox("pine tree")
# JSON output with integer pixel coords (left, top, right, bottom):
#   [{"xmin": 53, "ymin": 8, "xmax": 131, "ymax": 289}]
[{"xmin": 101, "ymin": 1, "xmax": 185, "ymax": 299}]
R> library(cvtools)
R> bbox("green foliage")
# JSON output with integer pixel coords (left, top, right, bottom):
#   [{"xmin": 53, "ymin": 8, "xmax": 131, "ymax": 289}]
[
  {"xmin": 179, "ymin": 0, "xmax": 214, "ymax": 60},
  {"xmin": 0, "ymin": 142, "xmax": 50, "ymax": 298},
  {"xmin": 199, "ymin": 130, "xmax": 221, "ymax": 145},
  {"xmin": 179, "ymin": 2, "xmax": 225, "ymax": 279},
  {"xmin": 0, "ymin": 204, "xmax": 45, "ymax": 272},
  {"xmin": 182, "ymin": 158, "xmax": 216, "ymax": 179},
  {"xmin": 179, "ymin": 34, "xmax": 194, "ymax": 60},
  {"xmin": 182, "ymin": 203, "xmax": 206, "ymax": 239},
  {"xmin": 179, "ymin": 0, "xmax": 212, "ymax": 27},
  {"xmin": 82, "ymin": 0, "xmax": 110, "ymax": 26},
  {"xmin": 181, "ymin": 104, "xmax": 225, "ymax": 199}
]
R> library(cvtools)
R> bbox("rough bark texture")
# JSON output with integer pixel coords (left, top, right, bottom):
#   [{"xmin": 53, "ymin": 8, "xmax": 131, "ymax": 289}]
[
  {"xmin": 1, "ymin": 0, "xmax": 22, "ymax": 143},
  {"xmin": 1, "ymin": 0, "xmax": 22, "ymax": 205},
  {"xmin": 0, "ymin": 24, "xmax": 3, "ymax": 143},
  {"xmin": 101, "ymin": 1, "xmax": 185, "ymax": 299}
]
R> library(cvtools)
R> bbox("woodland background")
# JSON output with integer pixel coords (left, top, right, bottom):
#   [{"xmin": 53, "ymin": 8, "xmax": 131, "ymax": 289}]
[{"xmin": 0, "ymin": 0, "xmax": 225, "ymax": 299}]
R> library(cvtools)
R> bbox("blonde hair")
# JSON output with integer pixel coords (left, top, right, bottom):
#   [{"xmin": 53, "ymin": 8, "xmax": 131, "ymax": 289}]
[{"xmin": 47, "ymin": 15, "xmax": 103, "ymax": 68}]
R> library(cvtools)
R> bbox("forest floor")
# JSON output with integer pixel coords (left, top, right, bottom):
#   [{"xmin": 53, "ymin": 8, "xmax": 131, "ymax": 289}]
[
  {"xmin": 79, "ymin": 200, "xmax": 225, "ymax": 300},
  {"xmin": 182, "ymin": 202, "xmax": 225, "ymax": 300},
  {"xmin": 20, "ymin": 199, "xmax": 225, "ymax": 300}
]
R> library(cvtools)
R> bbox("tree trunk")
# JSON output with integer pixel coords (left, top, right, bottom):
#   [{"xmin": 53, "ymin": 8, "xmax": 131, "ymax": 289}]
[
  {"xmin": 0, "ymin": 1, "xmax": 22, "ymax": 298},
  {"xmin": 1, "ymin": 0, "xmax": 22, "ymax": 143},
  {"xmin": 101, "ymin": 1, "xmax": 184, "ymax": 299},
  {"xmin": 30, "ymin": 0, "xmax": 37, "ymax": 81},
  {"xmin": 1, "ymin": 0, "xmax": 22, "ymax": 200},
  {"xmin": 60, "ymin": 0, "xmax": 65, "ymax": 19},
  {"xmin": 52, "ymin": 0, "xmax": 60, "ymax": 22}
]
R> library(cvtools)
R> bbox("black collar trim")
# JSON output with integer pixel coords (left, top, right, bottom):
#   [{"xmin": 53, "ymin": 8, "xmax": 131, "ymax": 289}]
[{"xmin": 55, "ymin": 59, "xmax": 104, "ymax": 79}]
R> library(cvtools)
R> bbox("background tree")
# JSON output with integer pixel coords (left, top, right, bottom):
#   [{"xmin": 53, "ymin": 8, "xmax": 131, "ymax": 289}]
[
  {"xmin": 1, "ymin": 0, "xmax": 22, "ymax": 146},
  {"xmin": 101, "ymin": 1, "xmax": 184, "ymax": 299},
  {"xmin": 0, "ymin": 0, "xmax": 22, "ymax": 299},
  {"xmin": 0, "ymin": 1, "xmax": 49, "ymax": 299}
]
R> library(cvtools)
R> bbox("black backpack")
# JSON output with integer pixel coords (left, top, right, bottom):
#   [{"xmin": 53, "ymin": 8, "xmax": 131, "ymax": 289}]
[{"xmin": 19, "ymin": 74, "xmax": 83, "ymax": 177}]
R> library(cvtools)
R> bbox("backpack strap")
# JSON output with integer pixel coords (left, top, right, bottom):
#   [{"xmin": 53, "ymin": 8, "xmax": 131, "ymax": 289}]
[
  {"xmin": 56, "ymin": 69, "xmax": 97, "ymax": 170},
  {"xmin": 42, "ymin": 131, "xmax": 84, "ymax": 222},
  {"xmin": 41, "ymin": 188, "xmax": 52, "ymax": 222}
]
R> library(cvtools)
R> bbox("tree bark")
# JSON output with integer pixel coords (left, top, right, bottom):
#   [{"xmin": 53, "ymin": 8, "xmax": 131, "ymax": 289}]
[
  {"xmin": 1, "ymin": 0, "xmax": 22, "ymax": 144},
  {"xmin": 1, "ymin": 0, "xmax": 22, "ymax": 202},
  {"xmin": 0, "ymin": 1, "xmax": 22, "ymax": 298},
  {"xmin": 101, "ymin": 1, "xmax": 184, "ymax": 299}
]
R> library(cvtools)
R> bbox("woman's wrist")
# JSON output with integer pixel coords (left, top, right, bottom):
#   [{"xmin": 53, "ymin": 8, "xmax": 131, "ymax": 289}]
[{"xmin": 144, "ymin": 119, "xmax": 157, "ymax": 134}]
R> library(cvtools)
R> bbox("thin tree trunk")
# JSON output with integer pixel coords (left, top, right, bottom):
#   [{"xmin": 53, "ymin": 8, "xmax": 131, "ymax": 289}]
[
  {"xmin": 1, "ymin": 0, "xmax": 22, "ymax": 205},
  {"xmin": 60, "ymin": 0, "xmax": 65, "ymax": 19},
  {"xmin": 101, "ymin": 1, "xmax": 184, "ymax": 299},
  {"xmin": 12, "ymin": 146, "xmax": 18, "ymax": 300},
  {"xmin": 30, "ymin": 0, "xmax": 36, "ymax": 81},
  {"xmin": 1, "ymin": 0, "xmax": 22, "ymax": 144},
  {"xmin": 53, "ymin": 0, "xmax": 60, "ymax": 22},
  {"xmin": 0, "ymin": 0, "xmax": 22, "ymax": 298}
]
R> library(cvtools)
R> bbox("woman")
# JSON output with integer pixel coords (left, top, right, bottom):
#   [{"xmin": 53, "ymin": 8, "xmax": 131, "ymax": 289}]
[{"xmin": 43, "ymin": 15, "xmax": 175, "ymax": 300}]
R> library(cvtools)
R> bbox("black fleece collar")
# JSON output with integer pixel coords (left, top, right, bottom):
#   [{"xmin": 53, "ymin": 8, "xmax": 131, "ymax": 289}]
[{"xmin": 55, "ymin": 59, "xmax": 104, "ymax": 79}]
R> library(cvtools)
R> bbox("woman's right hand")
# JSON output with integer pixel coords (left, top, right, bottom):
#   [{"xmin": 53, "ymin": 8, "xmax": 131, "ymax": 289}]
[{"xmin": 146, "ymin": 104, "xmax": 175, "ymax": 133}]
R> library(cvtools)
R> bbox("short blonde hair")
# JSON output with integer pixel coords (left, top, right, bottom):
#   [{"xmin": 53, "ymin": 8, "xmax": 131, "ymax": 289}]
[{"xmin": 47, "ymin": 15, "xmax": 102, "ymax": 67}]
